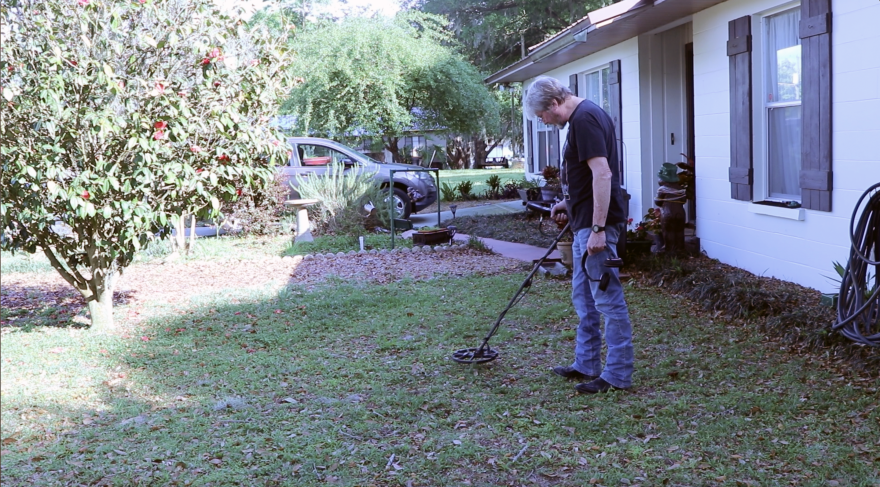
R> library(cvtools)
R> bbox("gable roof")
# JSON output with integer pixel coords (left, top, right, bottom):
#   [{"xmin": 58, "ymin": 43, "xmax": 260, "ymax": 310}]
[{"xmin": 485, "ymin": 0, "xmax": 729, "ymax": 84}]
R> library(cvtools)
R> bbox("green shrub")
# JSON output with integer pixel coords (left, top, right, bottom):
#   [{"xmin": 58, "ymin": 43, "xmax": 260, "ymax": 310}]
[
  {"xmin": 485, "ymin": 174, "xmax": 502, "ymax": 199},
  {"xmin": 222, "ymin": 174, "xmax": 291, "ymax": 236},
  {"xmin": 440, "ymin": 182, "xmax": 457, "ymax": 201},
  {"xmin": 455, "ymin": 180, "xmax": 474, "ymax": 200},
  {"xmin": 293, "ymin": 162, "xmax": 392, "ymax": 235}
]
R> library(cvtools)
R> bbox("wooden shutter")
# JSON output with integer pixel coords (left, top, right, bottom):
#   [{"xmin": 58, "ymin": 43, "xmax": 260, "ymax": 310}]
[
  {"xmin": 728, "ymin": 15, "xmax": 753, "ymax": 201},
  {"xmin": 527, "ymin": 119, "xmax": 535, "ymax": 173},
  {"xmin": 608, "ymin": 60, "xmax": 623, "ymax": 185},
  {"xmin": 569, "ymin": 73, "xmax": 579, "ymax": 97},
  {"xmin": 799, "ymin": 0, "xmax": 832, "ymax": 211}
]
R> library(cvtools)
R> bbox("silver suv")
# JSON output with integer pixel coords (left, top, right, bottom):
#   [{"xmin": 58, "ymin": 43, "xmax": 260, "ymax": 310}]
[{"xmin": 279, "ymin": 137, "xmax": 438, "ymax": 219}]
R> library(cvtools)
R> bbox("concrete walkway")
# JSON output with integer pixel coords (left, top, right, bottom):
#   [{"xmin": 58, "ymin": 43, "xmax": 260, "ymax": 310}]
[{"xmin": 407, "ymin": 200, "xmax": 562, "ymax": 262}]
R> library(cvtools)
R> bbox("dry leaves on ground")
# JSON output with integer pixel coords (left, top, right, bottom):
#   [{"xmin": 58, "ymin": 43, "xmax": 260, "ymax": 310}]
[{"xmin": 1, "ymin": 248, "xmax": 527, "ymax": 328}]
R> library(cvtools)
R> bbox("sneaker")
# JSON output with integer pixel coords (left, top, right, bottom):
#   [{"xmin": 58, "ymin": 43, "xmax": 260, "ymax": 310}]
[
  {"xmin": 552, "ymin": 366, "xmax": 597, "ymax": 381},
  {"xmin": 575, "ymin": 377, "xmax": 628, "ymax": 394}
]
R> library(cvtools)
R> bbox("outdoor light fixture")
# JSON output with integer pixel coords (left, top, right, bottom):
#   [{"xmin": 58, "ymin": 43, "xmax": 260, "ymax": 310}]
[{"xmin": 449, "ymin": 204, "xmax": 457, "ymax": 219}]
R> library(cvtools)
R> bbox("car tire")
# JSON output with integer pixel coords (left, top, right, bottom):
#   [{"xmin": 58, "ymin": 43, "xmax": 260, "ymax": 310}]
[{"xmin": 390, "ymin": 187, "xmax": 412, "ymax": 219}]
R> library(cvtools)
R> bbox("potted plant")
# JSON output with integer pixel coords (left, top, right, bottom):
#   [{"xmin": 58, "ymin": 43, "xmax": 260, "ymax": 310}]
[
  {"xmin": 555, "ymin": 229, "xmax": 574, "ymax": 267},
  {"xmin": 626, "ymin": 209, "xmax": 661, "ymax": 256},
  {"xmin": 540, "ymin": 165, "xmax": 561, "ymax": 201},
  {"xmin": 516, "ymin": 177, "xmax": 542, "ymax": 202}
]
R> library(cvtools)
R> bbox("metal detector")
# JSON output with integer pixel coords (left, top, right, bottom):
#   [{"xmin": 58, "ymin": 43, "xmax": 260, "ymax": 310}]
[{"xmin": 451, "ymin": 222, "xmax": 571, "ymax": 364}]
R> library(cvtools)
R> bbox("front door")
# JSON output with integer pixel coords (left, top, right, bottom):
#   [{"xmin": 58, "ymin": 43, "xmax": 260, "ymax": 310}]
[{"xmin": 645, "ymin": 23, "xmax": 694, "ymax": 221}]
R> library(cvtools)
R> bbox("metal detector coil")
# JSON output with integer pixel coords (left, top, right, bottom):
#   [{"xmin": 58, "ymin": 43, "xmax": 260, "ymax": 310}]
[{"xmin": 452, "ymin": 347, "xmax": 499, "ymax": 364}]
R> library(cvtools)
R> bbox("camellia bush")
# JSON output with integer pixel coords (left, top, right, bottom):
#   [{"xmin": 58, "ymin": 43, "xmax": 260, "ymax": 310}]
[{"xmin": 0, "ymin": 0, "xmax": 293, "ymax": 330}]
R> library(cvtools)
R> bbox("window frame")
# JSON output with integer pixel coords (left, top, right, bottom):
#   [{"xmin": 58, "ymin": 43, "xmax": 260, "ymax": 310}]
[
  {"xmin": 752, "ymin": 1, "xmax": 803, "ymax": 203},
  {"xmin": 579, "ymin": 65, "xmax": 612, "ymax": 115}
]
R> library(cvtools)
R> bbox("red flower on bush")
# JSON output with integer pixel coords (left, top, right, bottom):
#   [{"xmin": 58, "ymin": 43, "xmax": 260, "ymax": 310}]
[
  {"xmin": 154, "ymin": 121, "xmax": 167, "ymax": 130},
  {"xmin": 196, "ymin": 168, "xmax": 204, "ymax": 173},
  {"xmin": 217, "ymin": 154, "xmax": 230, "ymax": 162},
  {"xmin": 201, "ymin": 47, "xmax": 224, "ymax": 65},
  {"xmin": 78, "ymin": 0, "xmax": 90, "ymax": 6},
  {"xmin": 213, "ymin": 81, "xmax": 221, "ymax": 88},
  {"xmin": 154, "ymin": 81, "xmax": 165, "ymax": 93},
  {"xmin": 236, "ymin": 188, "xmax": 242, "ymax": 196},
  {"xmin": 153, "ymin": 130, "xmax": 165, "ymax": 140},
  {"xmin": 81, "ymin": 190, "xmax": 90, "ymax": 200},
  {"xmin": 190, "ymin": 146, "xmax": 202, "ymax": 153}
]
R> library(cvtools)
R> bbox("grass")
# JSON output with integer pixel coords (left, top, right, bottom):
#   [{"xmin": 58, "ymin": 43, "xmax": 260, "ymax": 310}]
[
  {"xmin": 284, "ymin": 233, "xmax": 414, "ymax": 256},
  {"xmin": 2, "ymin": 236, "xmax": 878, "ymax": 486}
]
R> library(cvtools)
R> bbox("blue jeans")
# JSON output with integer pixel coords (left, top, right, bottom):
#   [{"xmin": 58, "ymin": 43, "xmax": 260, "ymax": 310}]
[{"xmin": 569, "ymin": 223, "xmax": 634, "ymax": 388}]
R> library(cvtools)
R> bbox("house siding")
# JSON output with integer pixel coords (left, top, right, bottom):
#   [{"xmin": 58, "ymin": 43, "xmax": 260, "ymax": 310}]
[
  {"xmin": 517, "ymin": 0, "xmax": 879, "ymax": 292},
  {"xmin": 693, "ymin": 0, "xmax": 880, "ymax": 292},
  {"xmin": 524, "ymin": 38, "xmax": 644, "ymax": 218}
]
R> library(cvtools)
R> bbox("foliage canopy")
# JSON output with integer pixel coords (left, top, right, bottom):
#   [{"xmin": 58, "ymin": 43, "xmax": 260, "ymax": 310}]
[
  {"xmin": 0, "ymin": 0, "xmax": 292, "ymax": 329},
  {"xmin": 280, "ymin": 12, "xmax": 499, "ymax": 160},
  {"xmin": 411, "ymin": 0, "xmax": 619, "ymax": 73}
]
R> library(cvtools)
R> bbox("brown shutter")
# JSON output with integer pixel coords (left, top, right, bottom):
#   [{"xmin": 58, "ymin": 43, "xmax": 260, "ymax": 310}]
[
  {"xmin": 608, "ymin": 60, "xmax": 623, "ymax": 185},
  {"xmin": 728, "ymin": 15, "xmax": 753, "ymax": 201},
  {"xmin": 569, "ymin": 73, "xmax": 579, "ymax": 96},
  {"xmin": 527, "ymin": 119, "xmax": 535, "ymax": 173},
  {"xmin": 799, "ymin": 0, "xmax": 832, "ymax": 211}
]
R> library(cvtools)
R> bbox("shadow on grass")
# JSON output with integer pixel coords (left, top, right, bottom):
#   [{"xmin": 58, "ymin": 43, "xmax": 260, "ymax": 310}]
[
  {"xmin": 0, "ymin": 282, "xmax": 139, "ymax": 333},
  {"xmin": 1, "ymin": 273, "xmax": 878, "ymax": 486}
]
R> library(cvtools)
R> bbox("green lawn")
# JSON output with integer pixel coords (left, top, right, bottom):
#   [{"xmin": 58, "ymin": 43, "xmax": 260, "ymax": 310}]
[
  {"xmin": 1, "ymin": 236, "xmax": 877, "ymax": 486},
  {"xmin": 434, "ymin": 168, "xmax": 526, "ymax": 196}
]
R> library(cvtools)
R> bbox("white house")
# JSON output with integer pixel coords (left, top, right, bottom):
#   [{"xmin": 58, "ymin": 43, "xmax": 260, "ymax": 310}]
[{"xmin": 487, "ymin": 0, "xmax": 880, "ymax": 292}]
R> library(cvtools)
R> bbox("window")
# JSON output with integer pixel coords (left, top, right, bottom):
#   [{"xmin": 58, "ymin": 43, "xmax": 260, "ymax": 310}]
[
  {"xmin": 583, "ymin": 66, "xmax": 611, "ymax": 114},
  {"xmin": 763, "ymin": 7, "xmax": 802, "ymax": 200},
  {"xmin": 534, "ymin": 119, "xmax": 558, "ymax": 173},
  {"xmin": 297, "ymin": 144, "xmax": 353, "ymax": 167}
]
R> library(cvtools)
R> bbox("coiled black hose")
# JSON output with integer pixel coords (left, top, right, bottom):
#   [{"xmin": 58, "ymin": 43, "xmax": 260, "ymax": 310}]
[{"xmin": 832, "ymin": 183, "xmax": 880, "ymax": 346}]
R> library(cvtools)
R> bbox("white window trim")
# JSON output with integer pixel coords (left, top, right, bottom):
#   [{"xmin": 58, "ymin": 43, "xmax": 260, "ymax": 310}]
[{"xmin": 751, "ymin": 1, "xmax": 802, "ymax": 206}]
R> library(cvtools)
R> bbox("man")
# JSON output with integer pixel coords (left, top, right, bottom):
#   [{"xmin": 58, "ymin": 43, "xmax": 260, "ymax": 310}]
[{"xmin": 525, "ymin": 76, "xmax": 633, "ymax": 394}]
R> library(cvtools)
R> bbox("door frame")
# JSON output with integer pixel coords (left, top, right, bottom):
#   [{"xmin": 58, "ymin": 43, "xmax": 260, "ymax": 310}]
[{"xmin": 638, "ymin": 22, "xmax": 695, "ymax": 220}]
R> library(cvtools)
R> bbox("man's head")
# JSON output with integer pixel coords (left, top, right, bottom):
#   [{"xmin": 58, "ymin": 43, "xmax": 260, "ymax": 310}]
[{"xmin": 525, "ymin": 76, "xmax": 573, "ymax": 128}]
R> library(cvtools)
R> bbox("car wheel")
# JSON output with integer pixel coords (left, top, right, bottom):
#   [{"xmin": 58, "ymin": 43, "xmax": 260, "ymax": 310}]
[{"xmin": 390, "ymin": 187, "xmax": 412, "ymax": 219}]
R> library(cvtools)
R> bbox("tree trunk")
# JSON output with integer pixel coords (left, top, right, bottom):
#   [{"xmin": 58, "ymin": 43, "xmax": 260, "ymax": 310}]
[
  {"xmin": 446, "ymin": 136, "xmax": 472, "ymax": 169},
  {"xmin": 41, "ymin": 246, "xmax": 119, "ymax": 331},
  {"xmin": 382, "ymin": 136, "xmax": 402, "ymax": 163},
  {"xmin": 87, "ymin": 287, "xmax": 115, "ymax": 331},
  {"xmin": 173, "ymin": 213, "xmax": 187, "ymax": 253},
  {"xmin": 188, "ymin": 214, "xmax": 196, "ymax": 255},
  {"xmin": 473, "ymin": 138, "xmax": 488, "ymax": 168}
]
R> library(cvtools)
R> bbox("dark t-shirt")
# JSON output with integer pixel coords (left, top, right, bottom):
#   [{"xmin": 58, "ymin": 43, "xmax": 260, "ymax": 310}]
[{"xmin": 562, "ymin": 99, "xmax": 626, "ymax": 232}]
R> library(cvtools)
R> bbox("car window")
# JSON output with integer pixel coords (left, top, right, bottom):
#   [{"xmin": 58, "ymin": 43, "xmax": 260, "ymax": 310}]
[{"xmin": 297, "ymin": 144, "xmax": 354, "ymax": 167}]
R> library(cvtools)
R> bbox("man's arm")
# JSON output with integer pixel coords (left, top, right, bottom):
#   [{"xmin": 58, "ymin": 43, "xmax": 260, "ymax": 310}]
[{"xmin": 587, "ymin": 156, "xmax": 612, "ymax": 255}]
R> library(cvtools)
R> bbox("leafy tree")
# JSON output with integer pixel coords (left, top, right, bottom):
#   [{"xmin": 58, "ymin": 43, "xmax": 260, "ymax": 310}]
[
  {"xmin": 0, "ymin": 0, "xmax": 292, "ymax": 330},
  {"xmin": 410, "ymin": 0, "xmax": 619, "ymax": 73},
  {"xmin": 281, "ymin": 11, "xmax": 499, "ymax": 163}
]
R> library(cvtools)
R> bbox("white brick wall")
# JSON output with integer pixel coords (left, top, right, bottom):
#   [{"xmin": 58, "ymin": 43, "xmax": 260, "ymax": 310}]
[
  {"xmin": 520, "ymin": 0, "xmax": 880, "ymax": 292},
  {"xmin": 693, "ymin": 0, "xmax": 880, "ymax": 292}
]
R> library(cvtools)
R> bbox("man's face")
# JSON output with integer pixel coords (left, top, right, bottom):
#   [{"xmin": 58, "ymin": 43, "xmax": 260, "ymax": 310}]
[{"xmin": 535, "ymin": 99, "xmax": 566, "ymax": 128}]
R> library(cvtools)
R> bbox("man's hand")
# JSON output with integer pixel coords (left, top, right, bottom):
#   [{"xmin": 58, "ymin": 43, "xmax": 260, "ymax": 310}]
[
  {"xmin": 550, "ymin": 200, "xmax": 568, "ymax": 225},
  {"xmin": 587, "ymin": 230, "xmax": 606, "ymax": 255}
]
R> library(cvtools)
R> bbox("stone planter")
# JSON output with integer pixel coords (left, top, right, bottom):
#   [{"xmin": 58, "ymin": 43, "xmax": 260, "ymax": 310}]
[
  {"xmin": 556, "ymin": 241, "xmax": 573, "ymax": 267},
  {"xmin": 541, "ymin": 187, "xmax": 561, "ymax": 201},
  {"xmin": 412, "ymin": 227, "xmax": 456, "ymax": 246}
]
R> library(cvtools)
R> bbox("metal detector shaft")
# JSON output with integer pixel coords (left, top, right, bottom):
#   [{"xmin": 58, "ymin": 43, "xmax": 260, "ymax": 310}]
[{"xmin": 473, "ymin": 223, "xmax": 571, "ymax": 353}]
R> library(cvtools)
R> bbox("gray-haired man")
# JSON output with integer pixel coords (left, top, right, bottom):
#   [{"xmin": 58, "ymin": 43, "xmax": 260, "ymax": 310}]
[{"xmin": 525, "ymin": 76, "xmax": 633, "ymax": 394}]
